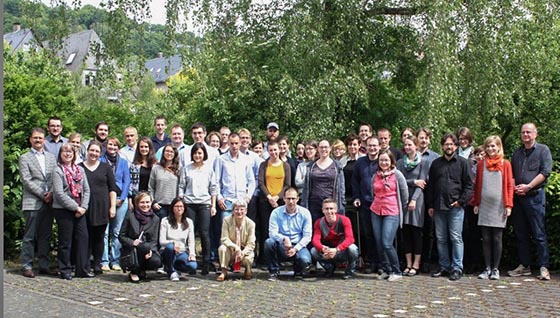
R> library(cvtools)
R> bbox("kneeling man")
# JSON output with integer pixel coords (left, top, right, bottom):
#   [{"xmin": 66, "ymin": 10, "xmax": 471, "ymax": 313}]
[
  {"xmin": 265, "ymin": 187, "xmax": 313, "ymax": 281},
  {"xmin": 217, "ymin": 200, "xmax": 256, "ymax": 281},
  {"xmin": 311, "ymin": 198, "xmax": 358, "ymax": 279}
]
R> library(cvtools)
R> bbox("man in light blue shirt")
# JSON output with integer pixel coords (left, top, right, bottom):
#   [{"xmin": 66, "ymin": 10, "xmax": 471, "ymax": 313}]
[
  {"xmin": 265, "ymin": 187, "xmax": 312, "ymax": 281},
  {"xmin": 119, "ymin": 126, "xmax": 138, "ymax": 163},
  {"xmin": 155, "ymin": 124, "xmax": 187, "ymax": 163},
  {"xmin": 44, "ymin": 116, "xmax": 68, "ymax": 158}
]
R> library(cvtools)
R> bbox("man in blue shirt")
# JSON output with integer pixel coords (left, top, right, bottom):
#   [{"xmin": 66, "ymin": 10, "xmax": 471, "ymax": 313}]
[
  {"xmin": 44, "ymin": 116, "xmax": 68, "ymax": 158},
  {"xmin": 265, "ymin": 187, "xmax": 312, "ymax": 281},
  {"xmin": 151, "ymin": 115, "xmax": 171, "ymax": 153}
]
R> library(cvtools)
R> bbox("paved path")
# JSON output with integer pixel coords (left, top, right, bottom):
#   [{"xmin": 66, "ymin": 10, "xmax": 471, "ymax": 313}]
[{"xmin": 3, "ymin": 268, "xmax": 559, "ymax": 317}]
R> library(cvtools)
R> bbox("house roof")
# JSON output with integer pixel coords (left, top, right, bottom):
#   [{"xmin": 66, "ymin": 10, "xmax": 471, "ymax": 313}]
[
  {"xmin": 56, "ymin": 29, "xmax": 104, "ymax": 73},
  {"xmin": 144, "ymin": 54, "xmax": 182, "ymax": 84},
  {"xmin": 3, "ymin": 28, "xmax": 39, "ymax": 52}
]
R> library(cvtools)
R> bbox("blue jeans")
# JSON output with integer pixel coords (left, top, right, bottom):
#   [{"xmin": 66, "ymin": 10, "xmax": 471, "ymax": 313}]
[
  {"xmin": 21, "ymin": 204, "xmax": 54, "ymax": 270},
  {"xmin": 512, "ymin": 190, "xmax": 549, "ymax": 268},
  {"xmin": 434, "ymin": 207, "xmax": 464, "ymax": 272},
  {"xmin": 310, "ymin": 244, "xmax": 359, "ymax": 275},
  {"xmin": 102, "ymin": 199, "xmax": 128, "ymax": 267},
  {"xmin": 371, "ymin": 213, "xmax": 401, "ymax": 274},
  {"xmin": 264, "ymin": 238, "xmax": 312, "ymax": 274},
  {"xmin": 210, "ymin": 200, "xmax": 232, "ymax": 262},
  {"xmin": 161, "ymin": 244, "xmax": 197, "ymax": 275}
]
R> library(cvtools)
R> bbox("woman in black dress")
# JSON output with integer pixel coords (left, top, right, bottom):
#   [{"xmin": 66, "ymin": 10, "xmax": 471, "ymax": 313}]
[
  {"xmin": 80, "ymin": 140, "xmax": 118, "ymax": 275},
  {"xmin": 128, "ymin": 137, "xmax": 157, "ymax": 211}
]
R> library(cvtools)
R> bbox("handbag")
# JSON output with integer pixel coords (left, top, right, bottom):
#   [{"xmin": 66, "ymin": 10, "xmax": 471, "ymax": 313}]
[{"xmin": 120, "ymin": 246, "xmax": 139, "ymax": 271}]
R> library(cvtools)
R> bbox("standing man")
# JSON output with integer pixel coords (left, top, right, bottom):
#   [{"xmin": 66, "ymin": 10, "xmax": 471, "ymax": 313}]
[
  {"xmin": 211, "ymin": 133, "xmax": 256, "ymax": 270},
  {"xmin": 417, "ymin": 127, "xmax": 440, "ymax": 273},
  {"xmin": 377, "ymin": 128, "xmax": 403, "ymax": 161},
  {"xmin": 19, "ymin": 128, "xmax": 57, "ymax": 278},
  {"xmin": 357, "ymin": 123, "xmax": 373, "ymax": 155},
  {"xmin": 262, "ymin": 122, "xmax": 280, "ymax": 159},
  {"xmin": 151, "ymin": 115, "xmax": 171, "ymax": 152},
  {"xmin": 155, "ymin": 124, "xmax": 187, "ymax": 163},
  {"xmin": 44, "ymin": 116, "xmax": 68, "ymax": 157},
  {"xmin": 238, "ymin": 128, "xmax": 262, "ymax": 222},
  {"xmin": 426, "ymin": 133, "xmax": 473, "ymax": 281},
  {"xmin": 218, "ymin": 126, "xmax": 231, "ymax": 155},
  {"xmin": 265, "ymin": 187, "xmax": 313, "ymax": 281},
  {"xmin": 508, "ymin": 123, "xmax": 553, "ymax": 280},
  {"xmin": 119, "ymin": 126, "xmax": 138, "ymax": 163},
  {"xmin": 311, "ymin": 198, "xmax": 358, "ymax": 279},
  {"xmin": 82, "ymin": 121, "xmax": 110, "ymax": 157},
  {"xmin": 351, "ymin": 135, "xmax": 380, "ymax": 273},
  {"xmin": 183, "ymin": 122, "xmax": 220, "ymax": 168}
]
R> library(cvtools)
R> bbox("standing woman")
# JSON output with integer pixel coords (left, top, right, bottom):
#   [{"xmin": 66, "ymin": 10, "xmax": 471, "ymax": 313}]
[
  {"xmin": 252, "ymin": 139, "xmax": 265, "ymax": 159},
  {"xmin": 400, "ymin": 128, "xmax": 415, "ymax": 155},
  {"xmin": 149, "ymin": 144, "xmax": 180, "ymax": 220},
  {"xmin": 119, "ymin": 192, "xmax": 162, "ymax": 282},
  {"xmin": 301, "ymin": 139, "xmax": 345, "ymax": 224},
  {"xmin": 99, "ymin": 137, "xmax": 131, "ymax": 272},
  {"xmin": 332, "ymin": 139, "xmax": 346, "ymax": 162},
  {"xmin": 206, "ymin": 131, "xmax": 222, "ymax": 150},
  {"xmin": 295, "ymin": 139, "xmax": 318, "ymax": 195},
  {"xmin": 472, "ymin": 136, "xmax": 513, "ymax": 280},
  {"xmin": 257, "ymin": 141, "xmax": 291, "ymax": 265},
  {"xmin": 277, "ymin": 136, "xmax": 297, "ymax": 188},
  {"xmin": 68, "ymin": 133, "xmax": 86, "ymax": 164},
  {"xmin": 370, "ymin": 149, "xmax": 408, "ymax": 281},
  {"xmin": 128, "ymin": 137, "xmax": 157, "ymax": 210},
  {"xmin": 79, "ymin": 140, "xmax": 118, "ymax": 275},
  {"xmin": 52, "ymin": 143, "xmax": 92, "ymax": 279},
  {"xmin": 160, "ymin": 198, "xmax": 197, "ymax": 281},
  {"xmin": 178, "ymin": 142, "xmax": 218, "ymax": 275},
  {"xmin": 396, "ymin": 136, "xmax": 428, "ymax": 276}
]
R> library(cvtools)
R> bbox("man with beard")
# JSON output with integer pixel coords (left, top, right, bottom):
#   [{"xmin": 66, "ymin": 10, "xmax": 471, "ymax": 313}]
[{"xmin": 426, "ymin": 133, "xmax": 473, "ymax": 281}]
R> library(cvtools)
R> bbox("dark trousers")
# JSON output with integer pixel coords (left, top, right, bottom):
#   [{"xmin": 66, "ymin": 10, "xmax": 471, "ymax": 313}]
[
  {"xmin": 257, "ymin": 196, "xmax": 284, "ymax": 263},
  {"xmin": 54, "ymin": 209, "xmax": 90, "ymax": 276},
  {"xmin": 88, "ymin": 223, "xmax": 107, "ymax": 272},
  {"xmin": 21, "ymin": 204, "xmax": 54, "ymax": 270},
  {"xmin": 132, "ymin": 243, "xmax": 162, "ymax": 274},
  {"xmin": 209, "ymin": 208, "xmax": 223, "ymax": 262},
  {"xmin": 421, "ymin": 209, "xmax": 437, "ymax": 270},
  {"xmin": 463, "ymin": 205, "xmax": 482, "ymax": 272},
  {"xmin": 186, "ymin": 204, "xmax": 211, "ymax": 262},
  {"xmin": 358, "ymin": 203, "xmax": 378, "ymax": 268}
]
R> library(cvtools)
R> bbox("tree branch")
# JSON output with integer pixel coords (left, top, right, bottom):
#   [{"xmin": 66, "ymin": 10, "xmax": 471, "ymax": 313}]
[{"xmin": 365, "ymin": 6, "xmax": 426, "ymax": 16}]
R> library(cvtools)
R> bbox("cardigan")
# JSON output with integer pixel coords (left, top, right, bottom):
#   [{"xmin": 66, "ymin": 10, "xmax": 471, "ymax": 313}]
[{"xmin": 472, "ymin": 158, "xmax": 514, "ymax": 209}]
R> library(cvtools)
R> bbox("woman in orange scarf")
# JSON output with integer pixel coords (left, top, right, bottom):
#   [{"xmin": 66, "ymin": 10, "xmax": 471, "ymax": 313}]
[{"xmin": 472, "ymin": 135, "xmax": 514, "ymax": 280}]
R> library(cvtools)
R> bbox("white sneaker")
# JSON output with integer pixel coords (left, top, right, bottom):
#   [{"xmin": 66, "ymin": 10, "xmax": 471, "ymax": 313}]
[
  {"xmin": 170, "ymin": 272, "xmax": 180, "ymax": 282},
  {"xmin": 156, "ymin": 267, "xmax": 166, "ymax": 275},
  {"xmin": 387, "ymin": 273, "xmax": 403, "ymax": 282},
  {"xmin": 478, "ymin": 268, "xmax": 491, "ymax": 279},
  {"xmin": 507, "ymin": 264, "xmax": 531, "ymax": 277},
  {"xmin": 538, "ymin": 267, "xmax": 550, "ymax": 280},
  {"xmin": 377, "ymin": 270, "xmax": 390, "ymax": 280}
]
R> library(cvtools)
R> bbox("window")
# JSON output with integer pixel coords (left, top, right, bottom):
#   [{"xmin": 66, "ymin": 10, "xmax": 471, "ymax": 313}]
[{"xmin": 66, "ymin": 52, "xmax": 77, "ymax": 65}]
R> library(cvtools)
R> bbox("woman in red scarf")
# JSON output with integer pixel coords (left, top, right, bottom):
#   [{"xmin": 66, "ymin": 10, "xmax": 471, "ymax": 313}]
[
  {"xmin": 52, "ymin": 143, "xmax": 92, "ymax": 280},
  {"xmin": 472, "ymin": 135, "xmax": 514, "ymax": 280}
]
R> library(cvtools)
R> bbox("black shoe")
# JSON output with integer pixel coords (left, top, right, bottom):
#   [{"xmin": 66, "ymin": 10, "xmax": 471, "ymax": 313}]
[
  {"xmin": 77, "ymin": 272, "xmax": 96, "ymax": 278},
  {"xmin": 201, "ymin": 262, "xmax": 209, "ymax": 276},
  {"xmin": 60, "ymin": 273, "xmax": 72, "ymax": 281},
  {"xmin": 93, "ymin": 269, "xmax": 103, "ymax": 275},
  {"xmin": 362, "ymin": 267, "xmax": 373, "ymax": 274},
  {"xmin": 449, "ymin": 270, "xmax": 462, "ymax": 281},
  {"xmin": 431, "ymin": 270, "xmax": 449, "ymax": 278},
  {"xmin": 421, "ymin": 262, "xmax": 431, "ymax": 273}
]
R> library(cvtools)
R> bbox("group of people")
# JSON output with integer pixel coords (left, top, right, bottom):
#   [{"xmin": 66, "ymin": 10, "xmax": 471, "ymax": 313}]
[{"xmin": 19, "ymin": 115, "xmax": 553, "ymax": 283}]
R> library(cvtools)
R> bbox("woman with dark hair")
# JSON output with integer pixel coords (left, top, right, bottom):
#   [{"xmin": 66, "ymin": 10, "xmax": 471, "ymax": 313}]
[
  {"xmin": 99, "ymin": 137, "xmax": 131, "ymax": 272},
  {"xmin": 295, "ymin": 139, "xmax": 318, "ymax": 195},
  {"xmin": 128, "ymin": 137, "xmax": 157, "ymax": 210},
  {"xmin": 178, "ymin": 142, "xmax": 218, "ymax": 275},
  {"xmin": 252, "ymin": 139, "xmax": 265, "ymax": 159},
  {"xmin": 256, "ymin": 141, "xmax": 291, "ymax": 265},
  {"xmin": 119, "ymin": 192, "xmax": 162, "ymax": 283},
  {"xmin": 160, "ymin": 198, "xmax": 197, "ymax": 281},
  {"xmin": 277, "ymin": 135, "xmax": 297, "ymax": 188},
  {"xmin": 396, "ymin": 135, "xmax": 429, "ymax": 276},
  {"xmin": 301, "ymin": 139, "xmax": 345, "ymax": 224},
  {"xmin": 79, "ymin": 140, "xmax": 118, "ymax": 275},
  {"xmin": 371, "ymin": 149, "xmax": 408, "ymax": 282},
  {"xmin": 52, "ymin": 143, "xmax": 92, "ymax": 279},
  {"xmin": 149, "ymin": 144, "xmax": 180, "ymax": 220}
]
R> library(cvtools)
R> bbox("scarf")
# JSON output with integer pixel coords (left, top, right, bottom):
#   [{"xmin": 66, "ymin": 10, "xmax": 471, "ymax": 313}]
[
  {"xmin": 377, "ymin": 169, "xmax": 395, "ymax": 189},
  {"xmin": 485, "ymin": 155, "xmax": 504, "ymax": 171},
  {"xmin": 403, "ymin": 152, "xmax": 421, "ymax": 171},
  {"xmin": 105, "ymin": 153, "xmax": 119, "ymax": 172},
  {"xmin": 458, "ymin": 146, "xmax": 473, "ymax": 159},
  {"xmin": 60, "ymin": 163, "xmax": 83, "ymax": 205},
  {"xmin": 134, "ymin": 208, "xmax": 155, "ymax": 225}
]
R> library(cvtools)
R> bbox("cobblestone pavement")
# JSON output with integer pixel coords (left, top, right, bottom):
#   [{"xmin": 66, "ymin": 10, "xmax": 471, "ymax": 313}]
[{"xmin": 4, "ymin": 267, "xmax": 559, "ymax": 318}]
